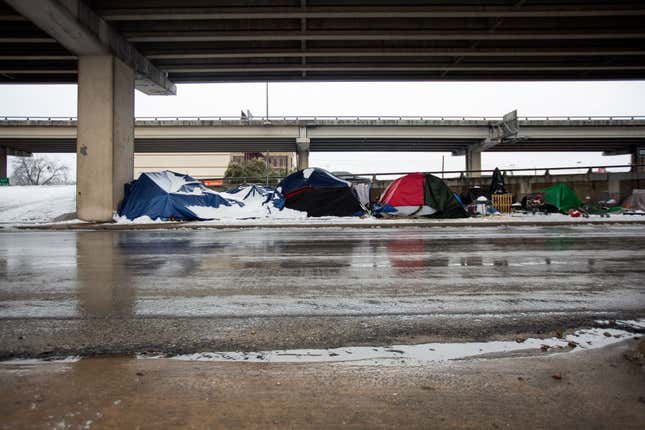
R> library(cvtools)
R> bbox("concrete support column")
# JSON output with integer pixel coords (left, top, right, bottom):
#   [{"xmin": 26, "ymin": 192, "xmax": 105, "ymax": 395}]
[
  {"xmin": 296, "ymin": 127, "xmax": 310, "ymax": 170},
  {"xmin": 77, "ymin": 55, "xmax": 135, "ymax": 222},
  {"xmin": 466, "ymin": 148, "xmax": 482, "ymax": 178},
  {"xmin": 0, "ymin": 146, "xmax": 6, "ymax": 179},
  {"xmin": 632, "ymin": 147, "xmax": 645, "ymax": 173}
]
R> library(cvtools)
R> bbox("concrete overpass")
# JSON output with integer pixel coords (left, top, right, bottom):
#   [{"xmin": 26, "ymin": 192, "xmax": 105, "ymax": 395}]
[
  {"xmin": 2, "ymin": 0, "xmax": 645, "ymax": 220},
  {"xmin": 2, "ymin": 115, "xmax": 645, "ymax": 171}
]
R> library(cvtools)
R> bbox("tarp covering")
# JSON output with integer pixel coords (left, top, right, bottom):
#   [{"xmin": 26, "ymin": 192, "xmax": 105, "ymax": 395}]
[
  {"xmin": 353, "ymin": 183, "xmax": 371, "ymax": 206},
  {"xmin": 489, "ymin": 167, "xmax": 507, "ymax": 195},
  {"xmin": 119, "ymin": 171, "xmax": 235, "ymax": 221},
  {"xmin": 377, "ymin": 173, "xmax": 469, "ymax": 218},
  {"xmin": 540, "ymin": 183, "xmax": 582, "ymax": 212},
  {"xmin": 276, "ymin": 168, "xmax": 365, "ymax": 217},
  {"xmin": 222, "ymin": 184, "xmax": 278, "ymax": 204},
  {"xmin": 622, "ymin": 189, "xmax": 645, "ymax": 211}
]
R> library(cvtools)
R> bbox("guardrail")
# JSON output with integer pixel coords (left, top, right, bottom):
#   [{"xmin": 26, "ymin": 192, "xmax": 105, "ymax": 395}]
[
  {"xmin": 346, "ymin": 164, "xmax": 641, "ymax": 178},
  {"xmin": 2, "ymin": 115, "xmax": 645, "ymax": 122},
  {"xmin": 204, "ymin": 164, "xmax": 643, "ymax": 187}
]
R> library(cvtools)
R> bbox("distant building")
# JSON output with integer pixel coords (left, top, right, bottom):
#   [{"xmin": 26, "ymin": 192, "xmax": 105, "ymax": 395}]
[{"xmin": 134, "ymin": 152, "xmax": 296, "ymax": 179}]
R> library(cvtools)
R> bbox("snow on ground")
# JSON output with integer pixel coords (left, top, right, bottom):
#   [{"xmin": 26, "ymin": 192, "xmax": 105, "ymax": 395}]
[
  {"xmin": 1, "ymin": 322, "xmax": 642, "ymax": 364},
  {"xmin": 148, "ymin": 323, "xmax": 644, "ymax": 366},
  {"xmin": 0, "ymin": 356, "xmax": 80, "ymax": 365},
  {"xmin": 0, "ymin": 185, "xmax": 76, "ymax": 224},
  {"xmin": 112, "ymin": 215, "xmax": 167, "ymax": 224}
]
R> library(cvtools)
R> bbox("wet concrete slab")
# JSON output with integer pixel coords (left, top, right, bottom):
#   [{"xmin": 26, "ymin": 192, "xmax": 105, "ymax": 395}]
[{"xmin": 1, "ymin": 225, "xmax": 644, "ymax": 357}]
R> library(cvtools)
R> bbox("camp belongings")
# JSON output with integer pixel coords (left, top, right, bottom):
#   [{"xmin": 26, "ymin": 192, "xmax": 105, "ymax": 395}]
[
  {"xmin": 118, "ymin": 170, "xmax": 239, "ymax": 221},
  {"xmin": 522, "ymin": 183, "xmax": 581, "ymax": 213},
  {"xmin": 375, "ymin": 173, "xmax": 469, "ymax": 218},
  {"xmin": 276, "ymin": 167, "xmax": 365, "ymax": 217},
  {"xmin": 622, "ymin": 189, "xmax": 645, "ymax": 213},
  {"xmin": 489, "ymin": 167, "xmax": 507, "ymax": 195}
]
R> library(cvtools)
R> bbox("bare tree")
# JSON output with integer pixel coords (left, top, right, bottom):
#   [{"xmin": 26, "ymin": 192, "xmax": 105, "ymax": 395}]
[{"xmin": 10, "ymin": 156, "xmax": 70, "ymax": 185}]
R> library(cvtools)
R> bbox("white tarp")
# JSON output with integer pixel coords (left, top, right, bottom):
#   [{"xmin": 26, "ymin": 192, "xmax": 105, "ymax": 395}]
[{"xmin": 622, "ymin": 189, "xmax": 645, "ymax": 211}]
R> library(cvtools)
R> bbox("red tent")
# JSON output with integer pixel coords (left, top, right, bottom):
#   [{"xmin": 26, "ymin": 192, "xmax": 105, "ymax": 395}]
[{"xmin": 378, "ymin": 173, "xmax": 469, "ymax": 218}]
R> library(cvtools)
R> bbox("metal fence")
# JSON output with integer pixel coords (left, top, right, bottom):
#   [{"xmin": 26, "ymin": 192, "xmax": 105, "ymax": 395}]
[{"xmin": 205, "ymin": 164, "xmax": 643, "ymax": 187}]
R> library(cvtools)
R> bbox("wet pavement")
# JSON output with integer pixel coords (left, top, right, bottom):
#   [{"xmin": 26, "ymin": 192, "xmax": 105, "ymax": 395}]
[
  {"xmin": 1, "ymin": 225, "xmax": 644, "ymax": 357},
  {"xmin": 1, "ymin": 340, "xmax": 644, "ymax": 429}
]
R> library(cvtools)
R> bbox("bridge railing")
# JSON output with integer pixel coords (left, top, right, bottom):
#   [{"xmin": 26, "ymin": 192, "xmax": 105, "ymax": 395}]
[
  {"xmin": 205, "ymin": 164, "xmax": 642, "ymax": 187},
  {"xmin": 2, "ymin": 115, "xmax": 645, "ymax": 122}
]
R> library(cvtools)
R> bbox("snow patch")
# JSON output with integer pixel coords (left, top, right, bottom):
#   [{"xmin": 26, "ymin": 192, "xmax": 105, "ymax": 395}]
[
  {"xmin": 113, "ymin": 215, "xmax": 167, "ymax": 224},
  {"xmin": 302, "ymin": 168, "xmax": 314, "ymax": 179},
  {"xmin": 145, "ymin": 325, "xmax": 641, "ymax": 366},
  {"xmin": 0, "ymin": 355, "xmax": 81, "ymax": 365},
  {"xmin": 0, "ymin": 185, "xmax": 75, "ymax": 224}
]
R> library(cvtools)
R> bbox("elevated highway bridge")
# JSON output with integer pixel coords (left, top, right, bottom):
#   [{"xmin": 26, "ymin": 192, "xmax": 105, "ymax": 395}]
[{"xmin": 2, "ymin": 115, "xmax": 644, "ymax": 153}]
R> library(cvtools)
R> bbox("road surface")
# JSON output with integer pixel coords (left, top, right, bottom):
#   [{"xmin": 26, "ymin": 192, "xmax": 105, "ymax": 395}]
[{"xmin": 1, "ymin": 225, "xmax": 644, "ymax": 358}]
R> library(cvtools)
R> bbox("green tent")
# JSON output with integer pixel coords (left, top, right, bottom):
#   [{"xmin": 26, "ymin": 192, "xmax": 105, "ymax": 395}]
[
  {"xmin": 541, "ymin": 183, "xmax": 581, "ymax": 212},
  {"xmin": 423, "ymin": 174, "xmax": 470, "ymax": 219}
]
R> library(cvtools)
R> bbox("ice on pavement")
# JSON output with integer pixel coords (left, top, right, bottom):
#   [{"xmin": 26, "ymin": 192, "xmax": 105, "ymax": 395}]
[{"xmin": 150, "ymin": 325, "xmax": 642, "ymax": 366}]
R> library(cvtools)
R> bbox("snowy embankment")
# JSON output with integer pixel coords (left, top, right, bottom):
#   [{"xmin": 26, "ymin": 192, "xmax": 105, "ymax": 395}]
[{"xmin": 0, "ymin": 185, "xmax": 76, "ymax": 224}]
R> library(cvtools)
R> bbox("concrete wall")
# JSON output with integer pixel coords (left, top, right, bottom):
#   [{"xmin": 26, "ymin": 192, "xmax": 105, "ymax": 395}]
[{"xmin": 134, "ymin": 153, "xmax": 231, "ymax": 179}]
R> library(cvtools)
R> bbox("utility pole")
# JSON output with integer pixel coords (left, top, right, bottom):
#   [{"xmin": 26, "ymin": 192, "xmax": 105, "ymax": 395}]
[{"xmin": 265, "ymin": 81, "xmax": 269, "ymax": 120}]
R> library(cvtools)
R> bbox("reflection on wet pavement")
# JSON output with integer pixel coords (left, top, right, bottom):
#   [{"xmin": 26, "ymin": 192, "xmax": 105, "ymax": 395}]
[{"xmin": 1, "ymin": 226, "xmax": 644, "ymax": 320}]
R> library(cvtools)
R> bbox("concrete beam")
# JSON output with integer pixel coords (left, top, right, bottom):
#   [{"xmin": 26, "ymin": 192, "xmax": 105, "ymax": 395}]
[
  {"xmin": 127, "ymin": 31, "xmax": 645, "ymax": 43},
  {"xmin": 164, "ymin": 65, "xmax": 645, "ymax": 74},
  {"xmin": 100, "ymin": 6, "xmax": 645, "ymax": 20},
  {"xmin": 76, "ymin": 55, "xmax": 134, "ymax": 222},
  {"xmin": 632, "ymin": 147, "xmax": 645, "ymax": 173},
  {"xmin": 145, "ymin": 49, "xmax": 645, "ymax": 60},
  {"xmin": 5, "ymin": 0, "xmax": 175, "ymax": 95},
  {"xmin": 0, "ymin": 146, "xmax": 6, "ymax": 179},
  {"xmin": 603, "ymin": 149, "xmax": 632, "ymax": 156},
  {"xmin": 5, "ymin": 147, "xmax": 32, "ymax": 157}
]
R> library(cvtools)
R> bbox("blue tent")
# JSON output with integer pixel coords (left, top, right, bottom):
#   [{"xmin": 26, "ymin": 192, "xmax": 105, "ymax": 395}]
[
  {"xmin": 119, "ymin": 171, "xmax": 236, "ymax": 221},
  {"xmin": 276, "ymin": 168, "xmax": 365, "ymax": 217}
]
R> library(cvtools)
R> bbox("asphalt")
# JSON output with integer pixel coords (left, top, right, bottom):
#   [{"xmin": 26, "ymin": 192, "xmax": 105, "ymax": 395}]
[{"xmin": 1, "ymin": 225, "xmax": 644, "ymax": 358}]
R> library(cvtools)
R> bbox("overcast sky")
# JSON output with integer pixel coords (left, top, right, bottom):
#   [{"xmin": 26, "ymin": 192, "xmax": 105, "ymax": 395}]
[{"xmin": 2, "ymin": 80, "xmax": 645, "ymax": 176}]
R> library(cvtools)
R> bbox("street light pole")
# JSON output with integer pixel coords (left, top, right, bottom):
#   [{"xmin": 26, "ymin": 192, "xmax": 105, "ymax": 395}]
[{"xmin": 265, "ymin": 81, "xmax": 269, "ymax": 120}]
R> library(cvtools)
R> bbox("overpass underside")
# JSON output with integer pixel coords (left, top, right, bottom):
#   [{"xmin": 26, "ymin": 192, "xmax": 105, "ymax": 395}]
[
  {"xmin": 2, "ymin": 137, "xmax": 644, "ymax": 154},
  {"xmin": 2, "ymin": 1, "xmax": 645, "ymax": 83},
  {"xmin": 2, "ymin": 0, "xmax": 645, "ymax": 220}
]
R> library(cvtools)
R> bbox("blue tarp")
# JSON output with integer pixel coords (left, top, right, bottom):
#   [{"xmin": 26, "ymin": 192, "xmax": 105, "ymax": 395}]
[{"xmin": 119, "ymin": 171, "xmax": 236, "ymax": 221}]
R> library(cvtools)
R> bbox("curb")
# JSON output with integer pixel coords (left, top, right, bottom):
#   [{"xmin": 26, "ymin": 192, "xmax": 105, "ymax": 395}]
[{"xmin": 7, "ymin": 218, "xmax": 645, "ymax": 231}]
